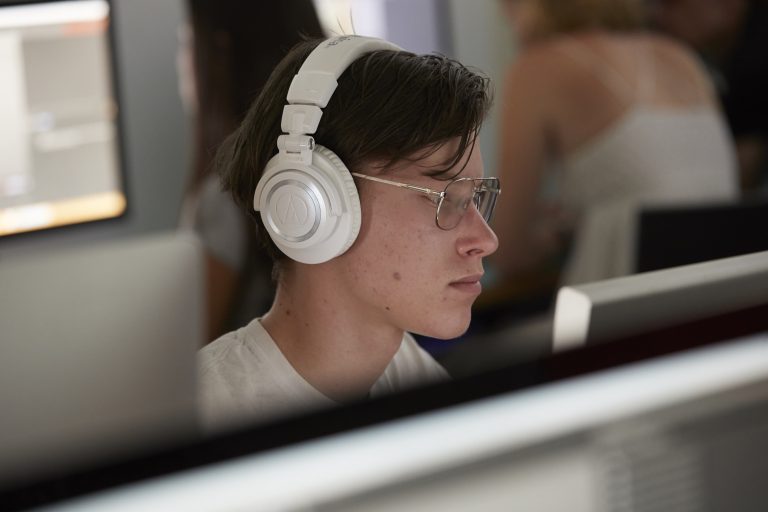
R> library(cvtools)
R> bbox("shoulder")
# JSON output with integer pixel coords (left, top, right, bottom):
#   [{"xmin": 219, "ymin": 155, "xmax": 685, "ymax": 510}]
[
  {"xmin": 636, "ymin": 32, "xmax": 710, "ymax": 79},
  {"xmin": 198, "ymin": 327, "xmax": 251, "ymax": 376},
  {"xmin": 198, "ymin": 318, "xmax": 286, "ymax": 376},
  {"xmin": 197, "ymin": 328, "xmax": 254, "ymax": 431},
  {"xmin": 642, "ymin": 32, "xmax": 697, "ymax": 64},
  {"xmin": 642, "ymin": 31, "xmax": 696, "ymax": 58},
  {"xmin": 197, "ymin": 320, "xmax": 302, "ymax": 431},
  {"xmin": 641, "ymin": 32, "xmax": 717, "ymax": 97}
]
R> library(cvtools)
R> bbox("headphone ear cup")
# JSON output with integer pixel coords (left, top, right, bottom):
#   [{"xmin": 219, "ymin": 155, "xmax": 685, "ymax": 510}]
[
  {"xmin": 312, "ymin": 145, "xmax": 362, "ymax": 254},
  {"xmin": 253, "ymin": 145, "xmax": 361, "ymax": 264}
]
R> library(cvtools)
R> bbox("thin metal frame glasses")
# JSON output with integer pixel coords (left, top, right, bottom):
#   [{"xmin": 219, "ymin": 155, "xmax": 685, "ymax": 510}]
[{"xmin": 351, "ymin": 172, "xmax": 501, "ymax": 230}]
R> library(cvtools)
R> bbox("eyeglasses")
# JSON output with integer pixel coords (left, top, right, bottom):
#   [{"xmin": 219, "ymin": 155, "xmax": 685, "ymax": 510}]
[{"xmin": 351, "ymin": 172, "xmax": 501, "ymax": 230}]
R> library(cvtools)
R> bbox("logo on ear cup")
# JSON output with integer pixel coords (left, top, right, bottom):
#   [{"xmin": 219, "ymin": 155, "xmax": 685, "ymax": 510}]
[
  {"xmin": 277, "ymin": 193, "xmax": 309, "ymax": 226},
  {"xmin": 265, "ymin": 179, "xmax": 322, "ymax": 243}
]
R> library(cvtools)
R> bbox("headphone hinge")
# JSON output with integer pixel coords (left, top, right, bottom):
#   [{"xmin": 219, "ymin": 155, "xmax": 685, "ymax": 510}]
[{"xmin": 277, "ymin": 134, "xmax": 315, "ymax": 165}]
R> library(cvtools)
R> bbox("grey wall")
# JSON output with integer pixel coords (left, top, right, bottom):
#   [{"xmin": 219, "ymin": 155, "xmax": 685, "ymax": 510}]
[
  {"xmin": 384, "ymin": 0, "xmax": 453, "ymax": 55},
  {"xmin": 446, "ymin": 0, "xmax": 516, "ymax": 179},
  {"xmin": 112, "ymin": 0, "xmax": 189, "ymax": 234}
]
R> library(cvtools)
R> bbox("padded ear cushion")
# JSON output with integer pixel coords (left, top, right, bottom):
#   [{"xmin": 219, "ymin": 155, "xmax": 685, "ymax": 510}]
[
  {"xmin": 312, "ymin": 145, "xmax": 361, "ymax": 255},
  {"xmin": 253, "ymin": 145, "xmax": 361, "ymax": 264}
]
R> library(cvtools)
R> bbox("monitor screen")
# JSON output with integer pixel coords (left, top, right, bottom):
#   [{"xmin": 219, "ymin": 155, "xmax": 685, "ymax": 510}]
[{"xmin": 0, "ymin": 0, "xmax": 125, "ymax": 238}]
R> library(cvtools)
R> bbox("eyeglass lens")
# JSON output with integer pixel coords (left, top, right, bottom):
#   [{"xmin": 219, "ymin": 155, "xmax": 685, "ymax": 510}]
[{"xmin": 437, "ymin": 179, "xmax": 498, "ymax": 230}]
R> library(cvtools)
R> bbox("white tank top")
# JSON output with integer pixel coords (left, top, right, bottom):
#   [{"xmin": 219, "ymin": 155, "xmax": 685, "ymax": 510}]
[{"xmin": 552, "ymin": 37, "xmax": 739, "ymax": 284}]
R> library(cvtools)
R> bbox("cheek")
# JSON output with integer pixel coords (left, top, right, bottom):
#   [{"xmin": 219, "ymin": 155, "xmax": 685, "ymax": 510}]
[{"xmin": 348, "ymin": 196, "xmax": 440, "ymax": 291}]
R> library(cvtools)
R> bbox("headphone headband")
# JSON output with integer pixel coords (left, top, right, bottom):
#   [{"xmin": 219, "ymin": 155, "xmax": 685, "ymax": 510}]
[
  {"xmin": 282, "ymin": 36, "xmax": 402, "ymax": 137},
  {"xmin": 288, "ymin": 35, "xmax": 402, "ymax": 109}
]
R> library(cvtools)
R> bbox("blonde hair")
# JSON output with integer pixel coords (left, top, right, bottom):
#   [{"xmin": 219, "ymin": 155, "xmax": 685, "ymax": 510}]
[{"xmin": 533, "ymin": 0, "xmax": 645, "ymax": 34}]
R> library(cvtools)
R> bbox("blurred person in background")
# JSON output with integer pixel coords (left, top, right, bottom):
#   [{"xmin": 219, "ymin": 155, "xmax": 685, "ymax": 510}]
[
  {"xmin": 489, "ymin": 0, "xmax": 738, "ymax": 294},
  {"xmin": 178, "ymin": 1, "xmax": 325, "ymax": 342},
  {"xmin": 648, "ymin": 0, "xmax": 768, "ymax": 193}
]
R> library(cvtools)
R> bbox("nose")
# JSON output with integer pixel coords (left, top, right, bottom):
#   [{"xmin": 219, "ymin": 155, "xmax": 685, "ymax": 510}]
[{"xmin": 456, "ymin": 205, "xmax": 499, "ymax": 257}]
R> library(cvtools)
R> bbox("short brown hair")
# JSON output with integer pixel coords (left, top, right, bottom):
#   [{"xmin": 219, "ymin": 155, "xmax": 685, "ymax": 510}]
[
  {"xmin": 533, "ymin": 0, "xmax": 645, "ymax": 34},
  {"xmin": 215, "ymin": 38, "xmax": 492, "ymax": 265}
]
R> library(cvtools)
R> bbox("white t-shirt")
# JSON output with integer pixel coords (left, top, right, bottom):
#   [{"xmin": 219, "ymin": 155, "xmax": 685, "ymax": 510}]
[{"xmin": 198, "ymin": 318, "xmax": 449, "ymax": 432}]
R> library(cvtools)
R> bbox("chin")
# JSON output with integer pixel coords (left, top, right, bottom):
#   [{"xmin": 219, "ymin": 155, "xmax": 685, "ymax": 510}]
[{"xmin": 414, "ymin": 311, "xmax": 472, "ymax": 340}]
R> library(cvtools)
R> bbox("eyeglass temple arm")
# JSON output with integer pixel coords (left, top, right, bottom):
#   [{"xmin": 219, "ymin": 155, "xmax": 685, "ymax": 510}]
[{"xmin": 350, "ymin": 172, "xmax": 444, "ymax": 199}]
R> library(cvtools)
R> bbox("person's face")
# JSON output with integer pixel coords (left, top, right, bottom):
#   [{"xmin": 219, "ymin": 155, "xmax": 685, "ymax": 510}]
[{"xmin": 335, "ymin": 139, "xmax": 499, "ymax": 340}]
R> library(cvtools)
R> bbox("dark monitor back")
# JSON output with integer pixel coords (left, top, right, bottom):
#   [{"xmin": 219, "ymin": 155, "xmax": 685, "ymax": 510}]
[{"xmin": 636, "ymin": 196, "xmax": 768, "ymax": 273}]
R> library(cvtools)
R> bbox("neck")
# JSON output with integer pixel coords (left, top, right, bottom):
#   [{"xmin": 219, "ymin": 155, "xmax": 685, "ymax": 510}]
[{"xmin": 260, "ymin": 265, "xmax": 405, "ymax": 403}]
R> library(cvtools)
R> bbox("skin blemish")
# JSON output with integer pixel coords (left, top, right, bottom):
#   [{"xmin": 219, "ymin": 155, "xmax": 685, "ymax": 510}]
[
  {"xmin": 393, "ymin": 272, "xmax": 402, "ymax": 281},
  {"xmin": 286, "ymin": 309, "xmax": 291, "ymax": 316},
  {"xmin": 385, "ymin": 306, "xmax": 391, "ymax": 311}
]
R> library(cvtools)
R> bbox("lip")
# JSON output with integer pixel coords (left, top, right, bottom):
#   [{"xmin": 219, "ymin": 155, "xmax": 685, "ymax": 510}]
[{"xmin": 449, "ymin": 274, "xmax": 483, "ymax": 294}]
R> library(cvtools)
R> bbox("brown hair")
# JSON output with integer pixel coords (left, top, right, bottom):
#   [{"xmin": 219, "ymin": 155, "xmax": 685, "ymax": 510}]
[
  {"xmin": 216, "ymin": 38, "xmax": 492, "ymax": 266},
  {"xmin": 532, "ymin": 0, "xmax": 645, "ymax": 34}
]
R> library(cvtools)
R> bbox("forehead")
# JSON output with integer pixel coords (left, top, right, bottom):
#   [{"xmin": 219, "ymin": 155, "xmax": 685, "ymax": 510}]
[{"xmin": 385, "ymin": 138, "xmax": 484, "ymax": 182}]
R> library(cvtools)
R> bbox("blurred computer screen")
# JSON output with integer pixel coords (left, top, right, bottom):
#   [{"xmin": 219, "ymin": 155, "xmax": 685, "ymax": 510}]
[{"xmin": 0, "ymin": 0, "xmax": 125, "ymax": 238}]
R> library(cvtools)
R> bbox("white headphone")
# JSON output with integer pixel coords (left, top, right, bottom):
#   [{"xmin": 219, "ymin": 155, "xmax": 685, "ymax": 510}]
[{"xmin": 253, "ymin": 35, "xmax": 403, "ymax": 264}]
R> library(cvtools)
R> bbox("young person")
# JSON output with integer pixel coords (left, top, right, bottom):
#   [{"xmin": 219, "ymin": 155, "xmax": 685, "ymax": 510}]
[
  {"xmin": 491, "ymin": 0, "xmax": 737, "ymax": 288},
  {"xmin": 198, "ymin": 36, "xmax": 501, "ymax": 431}
]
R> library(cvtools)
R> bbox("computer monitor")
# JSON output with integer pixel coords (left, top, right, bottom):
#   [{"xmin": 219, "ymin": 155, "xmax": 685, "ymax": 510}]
[
  {"xmin": 636, "ymin": 196, "xmax": 768, "ymax": 273},
  {"xmin": 552, "ymin": 250, "xmax": 768, "ymax": 351},
  {"xmin": 12, "ymin": 323, "xmax": 768, "ymax": 511},
  {"xmin": 4, "ymin": 256, "xmax": 768, "ymax": 510},
  {"xmin": 0, "ymin": 231, "xmax": 203, "ymax": 490},
  {"xmin": 0, "ymin": 0, "xmax": 126, "ymax": 238}
]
